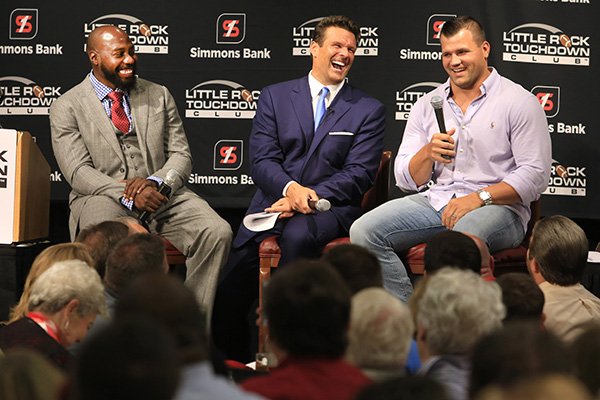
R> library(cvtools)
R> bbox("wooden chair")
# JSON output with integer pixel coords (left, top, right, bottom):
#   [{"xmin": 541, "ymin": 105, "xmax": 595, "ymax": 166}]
[
  {"xmin": 161, "ymin": 237, "xmax": 187, "ymax": 279},
  {"xmin": 404, "ymin": 199, "xmax": 541, "ymax": 277},
  {"xmin": 257, "ymin": 150, "xmax": 392, "ymax": 352}
]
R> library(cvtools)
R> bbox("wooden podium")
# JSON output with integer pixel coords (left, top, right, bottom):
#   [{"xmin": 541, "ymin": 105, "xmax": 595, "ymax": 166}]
[{"xmin": 0, "ymin": 129, "xmax": 50, "ymax": 244}]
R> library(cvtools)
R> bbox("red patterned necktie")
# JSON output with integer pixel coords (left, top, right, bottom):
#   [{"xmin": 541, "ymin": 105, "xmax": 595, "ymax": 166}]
[{"xmin": 107, "ymin": 91, "xmax": 130, "ymax": 133}]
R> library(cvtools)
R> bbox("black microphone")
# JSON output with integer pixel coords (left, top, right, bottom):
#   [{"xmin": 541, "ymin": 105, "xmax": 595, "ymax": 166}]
[
  {"xmin": 430, "ymin": 95, "xmax": 451, "ymax": 160},
  {"xmin": 308, "ymin": 198, "xmax": 331, "ymax": 212},
  {"xmin": 138, "ymin": 169, "xmax": 178, "ymax": 224}
]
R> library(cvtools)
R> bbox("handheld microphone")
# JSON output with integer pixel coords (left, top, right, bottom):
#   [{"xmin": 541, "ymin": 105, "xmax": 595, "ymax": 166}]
[
  {"xmin": 138, "ymin": 169, "xmax": 178, "ymax": 224},
  {"xmin": 308, "ymin": 198, "xmax": 331, "ymax": 212},
  {"xmin": 430, "ymin": 95, "xmax": 451, "ymax": 160}
]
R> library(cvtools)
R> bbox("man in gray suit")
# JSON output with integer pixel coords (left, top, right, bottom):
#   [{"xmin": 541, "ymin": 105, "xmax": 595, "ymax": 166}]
[{"xmin": 49, "ymin": 26, "xmax": 232, "ymax": 316}]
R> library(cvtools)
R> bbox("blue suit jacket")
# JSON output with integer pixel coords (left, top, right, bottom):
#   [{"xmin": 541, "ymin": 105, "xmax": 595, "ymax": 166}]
[{"xmin": 234, "ymin": 76, "xmax": 385, "ymax": 247}]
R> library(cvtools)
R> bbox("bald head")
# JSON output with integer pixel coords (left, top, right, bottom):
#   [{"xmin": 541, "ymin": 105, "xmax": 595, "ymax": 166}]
[
  {"xmin": 87, "ymin": 26, "xmax": 137, "ymax": 90},
  {"xmin": 87, "ymin": 26, "xmax": 128, "ymax": 54}
]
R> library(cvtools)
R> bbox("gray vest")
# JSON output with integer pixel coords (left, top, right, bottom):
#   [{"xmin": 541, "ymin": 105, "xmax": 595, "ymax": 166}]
[{"xmin": 114, "ymin": 126, "xmax": 149, "ymax": 179}]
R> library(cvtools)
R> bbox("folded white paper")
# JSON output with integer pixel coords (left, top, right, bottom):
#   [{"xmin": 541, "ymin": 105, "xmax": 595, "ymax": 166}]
[
  {"xmin": 588, "ymin": 251, "xmax": 600, "ymax": 263},
  {"xmin": 243, "ymin": 211, "xmax": 281, "ymax": 232}
]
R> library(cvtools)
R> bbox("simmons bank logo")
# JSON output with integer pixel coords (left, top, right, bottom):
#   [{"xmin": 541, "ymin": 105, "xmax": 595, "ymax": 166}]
[
  {"xmin": 184, "ymin": 80, "xmax": 259, "ymax": 119},
  {"xmin": 531, "ymin": 85, "xmax": 560, "ymax": 118},
  {"xmin": 426, "ymin": 14, "xmax": 455, "ymax": 46},
  {"xmin": 291, "ymin": 17, "xmax": 379, "ymax": 56},
  {"xmin": 216, "ymin": 13, "xmax": 246, "ymax": 44},
  {"xmin": 190, "ymin": 13, "xmax": 270, "ymax": 59},
  {"xmin": 214, "ymin": 140, "xmax": 243, "ymax": 170},
  {"xmin": 395, "ymin": 82, "xmax": 442, "ymax": 120},
  {"xmin": 2, "ymin": 9, "xmax": 63, "ymax": 55},
  {"xmin": 544, "ymin": 159, "xmax": 586, "ymax": 196},
  {"xmin": 9, "ymin": 8, "xmax": 37, "ymax": 40},
  {"xmin": 532, "ymin": 85, "xmax": 587, "ymax": 134},
  {"xmin": 83, "ymin": 14, "xmax": 169, "ymax": 54},
  {"xmin": 399, "ymin": 14, "xmax": 455, "ymax": 60},
  {"xmin": 502, "ymin": 23, "xmax": 590, "ymax": 66},
  {"xmin": 0, "ymin": 76, "xmax": 60, "ymax": 115}
]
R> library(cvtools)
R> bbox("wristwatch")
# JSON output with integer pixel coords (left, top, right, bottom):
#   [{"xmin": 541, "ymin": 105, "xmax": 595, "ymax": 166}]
[{"xmin": 477, "ymin": 189, "xmax": 493, "ymax": 206}]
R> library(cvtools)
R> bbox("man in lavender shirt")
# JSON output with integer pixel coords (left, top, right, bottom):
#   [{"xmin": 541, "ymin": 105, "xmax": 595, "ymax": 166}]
[{"xmin": 350, "ymin": 16, "xmax": 551, "ymax": 301}]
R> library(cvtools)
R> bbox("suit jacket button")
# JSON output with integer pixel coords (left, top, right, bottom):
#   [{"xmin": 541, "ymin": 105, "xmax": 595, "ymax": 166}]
[{"xmin": 119, "ymin": 168, "xmax": 125, "ymax": 173}]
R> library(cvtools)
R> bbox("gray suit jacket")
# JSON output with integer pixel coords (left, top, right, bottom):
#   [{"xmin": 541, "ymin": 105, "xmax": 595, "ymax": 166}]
[{"xmin": 50, "ymin": 75, "xmax": 192, "ymax": 235}]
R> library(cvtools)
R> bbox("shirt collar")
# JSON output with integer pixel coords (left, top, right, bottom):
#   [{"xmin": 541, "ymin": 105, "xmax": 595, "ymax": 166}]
[
  {"xmin": 443, "ymin": 67, "xmax": 498, "ymax": 100},
  {"xmin": 89, "ymin": 71, "xmax": 128, "ymax": 101},
  {"xmin": 308, "ymin": 71, "xmax": 345, "ymax": 103}
]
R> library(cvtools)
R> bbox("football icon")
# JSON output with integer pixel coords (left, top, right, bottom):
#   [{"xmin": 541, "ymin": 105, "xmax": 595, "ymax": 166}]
[
  {"xmin": 32, "ymin": 85, "xmax": 45, "ymax": 99},
  {"xmin": 139, "ymin": 23, "xmax": 152, "ymax": 37},
  {"xmin": 556, "ymin": 164, "xmax": 568, "ymax": 178},
  {"xmin": 241, "ymin": 88, "xmax": 253, "ymax": 103},
  {"xmin": 559, "ymin": 34, "xmax": 572, "ymax": 48}
]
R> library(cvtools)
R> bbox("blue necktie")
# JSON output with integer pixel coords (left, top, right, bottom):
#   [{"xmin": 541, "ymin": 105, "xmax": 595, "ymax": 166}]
[{"xmin": 314, "ymin": 87, "xmax": 329, "ymax": 131}]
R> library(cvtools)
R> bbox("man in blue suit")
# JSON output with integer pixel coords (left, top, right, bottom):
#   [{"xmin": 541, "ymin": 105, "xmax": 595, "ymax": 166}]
[{"xmin": 213, "ymin": 15, "xmax": 385, "ymax": 361}]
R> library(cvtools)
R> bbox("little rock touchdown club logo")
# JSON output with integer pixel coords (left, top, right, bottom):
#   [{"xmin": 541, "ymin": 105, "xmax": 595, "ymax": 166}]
[
  {"xmin": 83, "ymin": 14, "xmax": 169, "ymax": 54},
  {"xmin": 502, "ymin": 23, "xmax": 590, "ymax": 66},
  {"xmin": 184, "ymin": 80, "xmax": 259, "ymax": 119},
  {"xmin": 544, "ymin": 159, "xmax": 586, "ymax": 196},
  {"xmin": 0, "ymin": 76, "xmax": 61, "ymax": 115},
  {"xmin": 395, "ymin": 82, "xmax": 442, "ymax": 120},
  {"xmin": 291, "ymin": 17, "xmax": 379, "ymax": 56}
]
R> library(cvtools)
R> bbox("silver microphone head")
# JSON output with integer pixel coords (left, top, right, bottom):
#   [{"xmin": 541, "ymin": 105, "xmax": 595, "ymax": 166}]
[
  {"xmin": 164, "ymin": 169, "xmax": 179, "ymax": 186},
  {"xmin": 430, "ymin": 95, "xmax": 444, "ymax": 110},
  {"xmin": 315, "ymin": 198, "xmax": 331, "ymax": 212}
]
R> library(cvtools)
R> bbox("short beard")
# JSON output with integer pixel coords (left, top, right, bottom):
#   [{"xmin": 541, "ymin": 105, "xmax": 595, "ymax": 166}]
[{"xmin": 100, "ymin": 63, "xmax": 136, "ymax": 90}]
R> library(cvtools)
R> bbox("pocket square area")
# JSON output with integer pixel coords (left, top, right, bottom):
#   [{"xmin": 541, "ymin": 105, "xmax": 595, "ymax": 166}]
[{"xmin": 328, "ymin": 131, "xmax": 354, "ymax": 136}]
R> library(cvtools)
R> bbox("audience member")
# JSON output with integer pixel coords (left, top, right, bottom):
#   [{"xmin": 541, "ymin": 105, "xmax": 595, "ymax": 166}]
[
  {"xmin": 355, "ymin": 376, "xmax": 450, "ymax": 400},
  {"xmin": 82, "ymin": 233, "xmax": 169, "ymax": 344},
  {"xmin": 75, "ymin": 220, "xmax": 129, "ymax": 277},
  {"xmin": 415, "ymin": 268, "xmax": 504, "ymax": 400},
  {"xmin": 322, "ymin": 244, "xmax": 421, "ymax": 375},
  {"xmin": 570, "ymin": 322, "xmax": 600, "ymax": 397},
  {"xmin": 7, "ymin": 243, "xmax": 94, "ymax": 324},
  {"xmin": 496, "ymin": 272, "xmax": 544, "ymax": 323},
  {"xmin": 71, "ymin": 317, "xmax": 179, "ymax": 400},
  {"xmin": 241, "ymin": 260, "xmax": 371, "ymax": 400},
  {"xmin": 104, "ymin": 233, "xmax": 169, "ymax": 297},
  {"xmin": 474, "ymin": 375, "xmax": 592, "ymax": 400},
  {"xmin": 424, "ymin": 231, "xmax": 482, "ymax": 274},
  {"xmin": 321, "ymin": 244, "xmax": 383, "ymax": 294},
  {"xmin": 115, "ymin": 273, "xmax": 264, "ymax": 400},
  {"xmin": 0, "ymin": 260, "xmax": 105, "ymax": 370},
  {"xmin": 346, "ymin": 287, "xmax": 414, "ymax": 381},
  {"xmin": 470, "ymin": 321, "xmax": 572, "ymax": 398},
  {"xmin": 527, "ymin": 215, "xmax": 600, "ymax": 342},
  {"xmin": 0, "ymin": 348, "xmax": 66, "ymax": 400}
]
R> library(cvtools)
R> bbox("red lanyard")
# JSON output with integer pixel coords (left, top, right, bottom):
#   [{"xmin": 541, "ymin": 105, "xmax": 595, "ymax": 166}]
[{"xmin": 27, "ymin": 312, "xmax": 61, "ymax": 343}]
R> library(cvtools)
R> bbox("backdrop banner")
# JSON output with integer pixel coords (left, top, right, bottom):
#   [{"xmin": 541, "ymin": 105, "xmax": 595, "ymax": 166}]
[{"xmin": 0, "ymin": 0, "xmax": 596, "ymax": 217}]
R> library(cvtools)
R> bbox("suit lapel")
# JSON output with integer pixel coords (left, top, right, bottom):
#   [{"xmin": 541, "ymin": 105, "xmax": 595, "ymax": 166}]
[
  {"xmin": 81, "ymin": 80, "xmax": 125, "ymax": 165},
  {"xmin": 291, "ymin": 78, "xmax": 313, "ymax": 143},
  {"xmin": 304, "ymin": 83, "xmax": 352, "ymax": 161}
]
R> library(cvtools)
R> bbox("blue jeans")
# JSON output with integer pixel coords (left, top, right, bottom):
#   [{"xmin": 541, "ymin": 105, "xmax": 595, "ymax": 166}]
[{"xmin": 350, "ymin": 193, "xmax": 524, "ymax": 301}]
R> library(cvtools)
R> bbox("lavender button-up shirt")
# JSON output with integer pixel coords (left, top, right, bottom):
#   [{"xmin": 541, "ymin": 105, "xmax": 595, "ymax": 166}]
[{"xmin": 395, "ymin": 68, "xmax": 551, "ymax": 231}]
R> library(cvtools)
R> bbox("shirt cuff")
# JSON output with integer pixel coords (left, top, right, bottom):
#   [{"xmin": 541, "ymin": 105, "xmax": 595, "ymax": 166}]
[
  {"xmin": 120, "ymin": 196, "xmax": 134, "ymax": 211},
  {"xmin": 283, "ymin": 180, "xmax": 296, "ymax": 197},
  {"xmin": 147, "ymin": 175, "xmax": 163, "ymax": 187}
]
